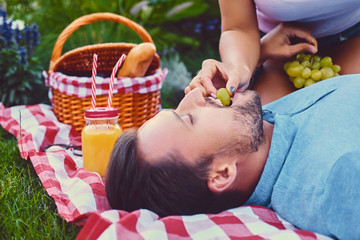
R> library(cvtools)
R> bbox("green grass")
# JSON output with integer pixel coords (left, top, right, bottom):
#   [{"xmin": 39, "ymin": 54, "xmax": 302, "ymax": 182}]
[{"xmin": 0, "ymin": 126, "xmax": 81, "ymax": 239}]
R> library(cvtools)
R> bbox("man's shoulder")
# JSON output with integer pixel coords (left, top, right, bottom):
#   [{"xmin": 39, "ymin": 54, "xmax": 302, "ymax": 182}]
[{"xmin": 262, "ymin": 74, "xmax": 360, "ymax": 114}]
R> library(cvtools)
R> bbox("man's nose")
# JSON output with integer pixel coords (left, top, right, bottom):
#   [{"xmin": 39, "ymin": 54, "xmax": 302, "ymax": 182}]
[{"xmin": 177, "ymin": 88, "xmax": 205, "ymax": 111}]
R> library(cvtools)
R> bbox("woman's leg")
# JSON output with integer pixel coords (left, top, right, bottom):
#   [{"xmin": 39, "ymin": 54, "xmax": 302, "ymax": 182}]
[
  {"xmin": 320, "ymin": 36, "xmax": 360, "ymax": 74},
  {"xmin": 251, "ymin": 59, "xmax": 296, "ymax": 105}
]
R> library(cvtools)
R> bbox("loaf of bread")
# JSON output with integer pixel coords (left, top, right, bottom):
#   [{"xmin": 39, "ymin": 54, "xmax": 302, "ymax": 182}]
[{"xmin": 117, "ymin": 42, "xmax": 156, "ymax": 78}]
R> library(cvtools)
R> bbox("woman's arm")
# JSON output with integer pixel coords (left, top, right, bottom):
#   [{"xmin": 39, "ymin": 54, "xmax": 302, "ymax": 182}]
[
  {"xmin": 185, "ymin": 0, "xmax": 259, "ymax": 96},
  {"xmin": 218, "ymin": 0, "xmax": 260, "ymax": 93}
]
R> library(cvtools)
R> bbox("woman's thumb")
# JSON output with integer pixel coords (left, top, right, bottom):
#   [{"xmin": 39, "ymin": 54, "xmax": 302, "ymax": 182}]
[{"xmin": 226, "ymin": 79, "xmax": 248, "ymax": 96}]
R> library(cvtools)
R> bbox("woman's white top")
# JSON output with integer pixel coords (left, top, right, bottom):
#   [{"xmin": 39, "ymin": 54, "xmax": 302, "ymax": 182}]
[{"xmin": 254, "ymin": 0, "xmax": 360, "ymax": 37}]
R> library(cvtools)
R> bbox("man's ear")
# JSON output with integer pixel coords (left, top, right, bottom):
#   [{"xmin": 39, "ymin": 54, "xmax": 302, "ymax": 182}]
[{"xmin": 207, "ymin": 159, "xmax": 237, "ymax": 193}]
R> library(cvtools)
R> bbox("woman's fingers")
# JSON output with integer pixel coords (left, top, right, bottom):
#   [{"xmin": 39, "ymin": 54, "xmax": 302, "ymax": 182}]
[
  {"xmin": 185, "ymin": 74, "xmax": 217, "ymax": 96},
  {"xmin": 185, "ymin": 77, "xmax": 206, "ymax": 96},
  {"xmin": 286, "ymin": 24, "xmax": 318, "ymax": 50},
  {"xmin": 185, "ymin": 59, "xmax": 224, "ymax": 96},
  {"xmin": 184, "ymin": 59, "xmax": 251, "ymax": 97},
  {"xmin": 289, "ymin": 42, "xmax": 317, "ymax": 56},
  {"xmin": 201, "ymin": 76, "xmax": 218, "ymax": 95},
  {"xmin": 184, "ymin": 85, "xmax": 192, "ymax": 95}
]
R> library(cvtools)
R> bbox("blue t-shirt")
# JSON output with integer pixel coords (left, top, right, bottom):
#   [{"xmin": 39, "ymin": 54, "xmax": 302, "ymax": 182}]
[{"xmin": 245, "ymin": 74, "xmax": 360, "ymax": 239}]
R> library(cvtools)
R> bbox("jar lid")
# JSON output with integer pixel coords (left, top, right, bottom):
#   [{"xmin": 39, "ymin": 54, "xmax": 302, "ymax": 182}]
[{"xmin": 84, "ymin": 107, "xmax": 119, "ymax": 119}]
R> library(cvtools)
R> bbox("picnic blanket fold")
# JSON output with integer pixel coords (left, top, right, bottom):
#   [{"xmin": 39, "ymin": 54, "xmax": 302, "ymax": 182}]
[{"xmin": 0, "ymin": 103, "xmax": 332, "ymax": 239}]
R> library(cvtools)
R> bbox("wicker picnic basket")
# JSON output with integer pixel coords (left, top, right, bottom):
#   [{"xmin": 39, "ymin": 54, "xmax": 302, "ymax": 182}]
[{"xmin": 47, "ymin": 12, "xmax": 164, "ymax": 132}]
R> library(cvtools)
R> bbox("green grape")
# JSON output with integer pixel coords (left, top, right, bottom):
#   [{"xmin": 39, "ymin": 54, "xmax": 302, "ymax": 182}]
[
  {"xmin": 304, "ymin": 78, "xmax": 316, "ymax": 87},
  {"xmin": 293, "ymin": 76, "xmax": 305, "ymax": 89},
  {"xmin": 301, "ymin": 60, "xmax": 311, "ymax": 68},
  {"xmin": 311, "ymin": 69, "xmax": 322, "ymax": 81},
  {"xmin": 290, "ymin": 60, "xmax": 300, "ymax": 66},
  {"xmin": 287, "ymin": 65, "xmax": 304, "ymax": 77},
  {"xmin": 284, "ymin": 60, "xmax": 299, "ymax": 71},
  {"xmin": 296, "ymin": 53, "xmax": 306, "ymax": 62},
  {"xmin": 313, "ymin": 55, "xmax": 321, "ymax": 62},
  {"xmin": 290, "ymin": 60, "xmax": 300, "ymax": 68},
  {"xmin": 302, "ymin": 67, "xmax": 312, "ymax": 78},
  {"xmin": 284, "ymin": 62, "xmax": 291, "ymax": 71},
  {"xmin": 320, "ymin": 67, "xmax": 335, "ymax": 80},
  {"xmin": 320, "ymin": 56, "xmax": 333, "ymax": 67},
  {"xmin": 216, "ymin": 88, "xmax": 231, "ymax": 106},
  {"xmin": 304, "ymin": 54, "xmax": 312, "ymax": 61},
  {"xmin": 311, "ymin": 61, "xmax": 321, "ymax": 70},
  {"xmin": 331, "ymin": 64, "xmax": 341, "ymax": 73}
]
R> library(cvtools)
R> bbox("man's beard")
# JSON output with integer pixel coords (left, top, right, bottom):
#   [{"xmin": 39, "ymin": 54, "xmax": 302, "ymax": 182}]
[{"xmin": 217, "ymin": 91, "xmax": 264, "ymax": 157}]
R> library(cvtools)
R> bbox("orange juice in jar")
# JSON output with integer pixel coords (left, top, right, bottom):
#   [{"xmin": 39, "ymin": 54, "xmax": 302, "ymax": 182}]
[{"xmin": 82, "ymin": 107, "xmax": 122, "ymax": 177}]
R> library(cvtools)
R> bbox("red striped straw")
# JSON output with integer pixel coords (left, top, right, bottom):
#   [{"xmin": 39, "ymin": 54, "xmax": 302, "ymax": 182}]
[
  {"xmin": 91, "ymin": 54, "xmax": 98, "ymax": 110},
  {"xmin": 107, "ymin": 54, "xmax": 126, "ymax": 109}
]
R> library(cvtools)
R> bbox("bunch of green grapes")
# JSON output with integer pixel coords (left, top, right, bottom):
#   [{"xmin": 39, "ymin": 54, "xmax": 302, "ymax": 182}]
[{"xmin": 284, "ymin": 53, "xmax": 341, "ymax": 89}]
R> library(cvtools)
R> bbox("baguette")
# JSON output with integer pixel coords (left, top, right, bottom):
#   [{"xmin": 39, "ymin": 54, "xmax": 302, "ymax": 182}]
[{"xmin": 117, "ymin": 42, "xmax": 156, "ymax": 78}]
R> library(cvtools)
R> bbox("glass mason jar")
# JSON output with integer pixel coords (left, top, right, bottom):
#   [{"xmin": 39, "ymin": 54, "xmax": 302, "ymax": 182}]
[{"xmin": 81, "ymin": 107, "xmax": 122, "ymax": 177}]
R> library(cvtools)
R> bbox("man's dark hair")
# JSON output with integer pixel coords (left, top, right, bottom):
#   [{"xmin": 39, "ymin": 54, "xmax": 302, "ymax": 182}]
[{"xmin": 105, "ymin": 129, "xmax": 245, "ymax": 217}]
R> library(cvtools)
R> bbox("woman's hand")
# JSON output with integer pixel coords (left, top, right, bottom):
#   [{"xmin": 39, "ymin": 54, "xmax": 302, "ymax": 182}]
[
  {"xmin": 259, "ymin": 23, "xmax": 318, "ymax": 64},
  {"xmin": 184, "ymin": 59, "xmax": 250, "ymax": 97}
]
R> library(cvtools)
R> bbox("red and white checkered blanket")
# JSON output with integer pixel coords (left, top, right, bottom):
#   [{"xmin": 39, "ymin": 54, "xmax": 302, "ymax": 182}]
[{"xmin": 0, "ymin": 103, "xmax": 332, "ymax": 240}]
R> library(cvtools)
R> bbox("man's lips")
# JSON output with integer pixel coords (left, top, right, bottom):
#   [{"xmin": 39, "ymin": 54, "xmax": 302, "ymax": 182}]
[{"xmin": 209, "ymin": 91, "xmax": 248, "ymax": 107}]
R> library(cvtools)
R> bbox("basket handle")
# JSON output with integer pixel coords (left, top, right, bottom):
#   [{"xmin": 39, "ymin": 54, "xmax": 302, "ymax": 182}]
[{"xmin": 49, "ymin": 12, "xmax": 154, "ymax": 71}]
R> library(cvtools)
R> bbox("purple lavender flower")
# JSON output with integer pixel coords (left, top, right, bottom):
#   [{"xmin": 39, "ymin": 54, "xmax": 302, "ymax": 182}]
[
  {"xmin": 0, "ymin": 8, "xmax": 7, "ymax": 21},
  {"xmin": 206, "ymin": 19, "xmax": 220, "ymax": 31},
  {"xmin": 206, "ymin": 24, "xmax": 215, "ymax": 30},
  {"xmin": 31, "ymin": 23, "xmax": 40, "ymax": 48},
  {"xmin": 194, "ymin": 23, "xmax": 202, "ymax": 34},
  {"xmin": 162, "ymin": 49, "xmax": 169, "ymax": 56},
  {"xmin": 23, "ymin": 24, "xmax": 31, "ymax": 46},
  {"xmin": 1, "ymin": 19, "xmax": 12, "ymax": 45},
  {"xmin": 14, "ymin": 26, "xmax": 21, "ymax": 44},
  {"xmin": 18, "ymin": 46, "xmax": 28, "ymax": 65}
]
